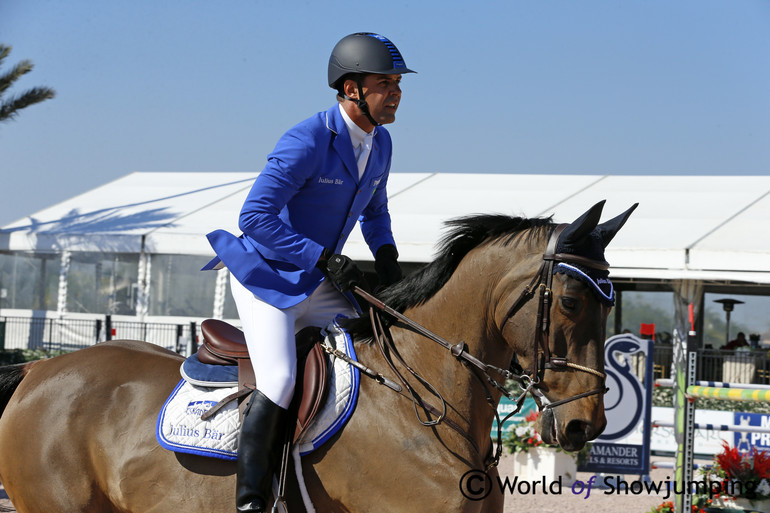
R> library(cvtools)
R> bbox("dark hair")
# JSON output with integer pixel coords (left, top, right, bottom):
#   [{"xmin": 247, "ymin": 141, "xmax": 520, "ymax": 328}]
[{"xmin": 334, "ymin": 73, "xmax": 363, "ymax": 98}]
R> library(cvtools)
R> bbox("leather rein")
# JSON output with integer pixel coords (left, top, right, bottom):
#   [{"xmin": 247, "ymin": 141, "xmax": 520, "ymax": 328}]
[{"xmin": 353, "ymin": 224, "xmax": 608, "ymax": 469}]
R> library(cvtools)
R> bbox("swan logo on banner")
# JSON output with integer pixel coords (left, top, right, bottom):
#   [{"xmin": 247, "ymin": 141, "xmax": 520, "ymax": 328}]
[{"xmin": 599, "ymin": 334, "xmax": 647, "ymax": 441}]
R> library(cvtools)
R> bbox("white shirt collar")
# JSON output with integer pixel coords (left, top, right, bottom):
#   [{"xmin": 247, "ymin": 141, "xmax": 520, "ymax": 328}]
[{"xmin": 338, "ymin": 103, "xmax": 374, "ymax": 149}]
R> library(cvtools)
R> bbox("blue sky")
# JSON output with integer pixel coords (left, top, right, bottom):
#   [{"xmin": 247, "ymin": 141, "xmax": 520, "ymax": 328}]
[{"xmin": 1, "ymin": 0, "xmax": 768, "ymax": 226}]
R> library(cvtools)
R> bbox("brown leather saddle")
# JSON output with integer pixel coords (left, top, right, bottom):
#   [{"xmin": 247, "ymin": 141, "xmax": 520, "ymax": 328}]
[{"xmin": 197, "ymin": 319, "xmax": 329, "ymax": 443}]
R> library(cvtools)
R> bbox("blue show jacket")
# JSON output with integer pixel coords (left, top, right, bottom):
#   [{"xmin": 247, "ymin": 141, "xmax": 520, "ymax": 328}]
[{"xmin": 203, "ymin": 104, "xmax": 397, "ymax": 308}]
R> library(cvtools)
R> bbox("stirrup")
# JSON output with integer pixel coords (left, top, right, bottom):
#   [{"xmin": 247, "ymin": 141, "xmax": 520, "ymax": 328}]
[{"xmin": 271, "ymin": 436, "xmax": 292, "ymax": 513}]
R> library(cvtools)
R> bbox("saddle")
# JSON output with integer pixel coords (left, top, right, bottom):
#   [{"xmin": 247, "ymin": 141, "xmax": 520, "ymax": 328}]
[{"xmin": 197, "ymin": 319, "xmax": 329, "ymax": 442}]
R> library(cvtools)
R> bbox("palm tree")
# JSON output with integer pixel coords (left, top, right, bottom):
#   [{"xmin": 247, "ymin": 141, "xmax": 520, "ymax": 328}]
[{"xmin": 0, "ymin": 44, "xmax": 56, "ymax": 124}]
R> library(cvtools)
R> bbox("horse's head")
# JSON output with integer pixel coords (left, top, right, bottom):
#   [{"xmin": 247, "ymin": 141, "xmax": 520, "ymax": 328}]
[{"xmin": 500, "ymin": 200, "xmax": 637, "ymax": 452}]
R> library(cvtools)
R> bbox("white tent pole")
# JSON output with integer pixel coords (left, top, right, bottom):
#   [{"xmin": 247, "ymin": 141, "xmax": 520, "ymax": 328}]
[
  {"xmin": 56, "ymin": 250, "xmax": 71, "ymax": 316},
  {"xmin": 135, "ymin": 235, "xmax": 151, "ymax": 322},
  {"xmin": 212, "ymin": 268, "xmax": 228, "ymax": 320}
]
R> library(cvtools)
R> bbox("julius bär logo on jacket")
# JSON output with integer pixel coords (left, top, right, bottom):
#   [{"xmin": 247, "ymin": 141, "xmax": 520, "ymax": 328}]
[{"xmin": 319, "ymin": 176, "xmax": 344, "ymax": 185}]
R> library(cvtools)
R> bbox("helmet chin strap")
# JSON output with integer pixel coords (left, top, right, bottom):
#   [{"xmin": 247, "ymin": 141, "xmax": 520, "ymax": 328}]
[{"xmin": 341, "ymin": 77, "xmax": 380, "ymax": 128}]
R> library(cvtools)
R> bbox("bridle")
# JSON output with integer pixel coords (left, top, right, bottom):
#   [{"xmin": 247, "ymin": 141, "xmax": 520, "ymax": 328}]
[
  {"xmin": 352, "ymin": 223, "xmax": 608, "ymax": 468},
  {"xmin": 501, "ymin": 223, "xmax": 608, "ymax": 409}
]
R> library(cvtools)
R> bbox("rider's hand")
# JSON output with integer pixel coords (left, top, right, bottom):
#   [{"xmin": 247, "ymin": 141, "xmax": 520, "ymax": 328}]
[
  {"xmin": 374, "ymin": 244, "xmax": 402, "ymax": 288},
  {"xmin": 317, "ymin": 249, "xmax": 365, "ymax": 292}
]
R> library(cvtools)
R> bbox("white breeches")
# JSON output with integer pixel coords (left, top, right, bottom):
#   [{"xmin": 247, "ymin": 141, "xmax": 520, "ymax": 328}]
[{"xmin": 229, "ymin": 276, "xmax": 356, "ymax": 410}]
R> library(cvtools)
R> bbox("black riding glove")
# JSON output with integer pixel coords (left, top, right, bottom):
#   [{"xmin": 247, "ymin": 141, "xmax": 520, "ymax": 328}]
[
  {"xmin": 374, "ymin": 244, "xmax": 402, "ymax": 288},
  {"xmin": 317, "ymin": 249, "xmax": 365, "ymax": 292}
]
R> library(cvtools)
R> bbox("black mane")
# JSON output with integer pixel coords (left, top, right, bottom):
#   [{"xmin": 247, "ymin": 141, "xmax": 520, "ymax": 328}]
[{"xmin": 343, "ymin": 214, "xmax": 554, "ymax": 337}]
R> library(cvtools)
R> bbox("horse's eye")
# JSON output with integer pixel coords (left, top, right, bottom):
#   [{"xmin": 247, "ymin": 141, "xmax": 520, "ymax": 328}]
[{"xmin": 561, "ymin": 297, "xmax": 577, "ymax": 311}]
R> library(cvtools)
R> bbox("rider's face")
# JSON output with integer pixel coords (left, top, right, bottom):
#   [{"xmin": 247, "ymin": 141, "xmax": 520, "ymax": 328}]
[
  {"xmin": 345, "ymin": 74, "xmax": 403, "ymax": 130},
  {"xmin": 360, "ymin": 74, "xmax": 402, "ymax": 126}
]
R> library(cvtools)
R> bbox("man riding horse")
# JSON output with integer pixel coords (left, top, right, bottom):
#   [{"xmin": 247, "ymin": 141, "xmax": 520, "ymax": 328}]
[{"xmin": 202, "ymin": 32, "xmax": 416, "ymax": 513}]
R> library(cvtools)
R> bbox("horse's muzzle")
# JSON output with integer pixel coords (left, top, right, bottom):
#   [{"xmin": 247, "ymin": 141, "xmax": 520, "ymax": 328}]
[{"xmin": 537, "ymin": 407, "xmax": 605, "ymax": 452}]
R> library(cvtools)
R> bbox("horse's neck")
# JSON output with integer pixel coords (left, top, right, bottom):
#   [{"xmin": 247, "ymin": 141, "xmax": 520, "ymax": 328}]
[
  {"xmin": 389, "ymin": 326, "xmax": 503, "ymax": 448},
  {"xmin": 389, "ymin": 238, "xmax": 546, "ymax": 440},
  {"xmin": 353, "ymin": 237, "xmax": 543, "ymax": 453}
]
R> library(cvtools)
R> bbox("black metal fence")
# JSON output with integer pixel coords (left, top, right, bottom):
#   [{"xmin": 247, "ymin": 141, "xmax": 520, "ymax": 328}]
[
  {"xmin": 0, "ymin": 315, "xmax": 208, "ymax": 356},
  {"xmin": 631, "ymin": 344, "xmax": 770, "ymax": 385},
  {"xmin": 2, "ymin": 316, "xmax": 769, "ymax": 385}
]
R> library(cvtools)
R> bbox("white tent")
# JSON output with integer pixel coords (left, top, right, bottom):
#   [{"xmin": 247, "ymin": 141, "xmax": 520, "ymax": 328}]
[{"xmin": 3, "ymin": 171, "xmax": 769, "ymax": 284}]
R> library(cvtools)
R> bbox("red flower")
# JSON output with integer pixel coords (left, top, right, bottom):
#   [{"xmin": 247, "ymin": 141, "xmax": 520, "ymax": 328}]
[
  {"xmin": 715, "ymin": 441, "xmax": 770, "ymax": 482},
  {"xmin": 751, "ymin": 446, "xmax": 770, "ymax": 479}
]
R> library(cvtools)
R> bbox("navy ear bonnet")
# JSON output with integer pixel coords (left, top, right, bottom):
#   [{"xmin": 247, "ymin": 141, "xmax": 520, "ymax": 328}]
[{"xmin": 554, "ymin": 201, "xmax": 639, "ymax": 306}]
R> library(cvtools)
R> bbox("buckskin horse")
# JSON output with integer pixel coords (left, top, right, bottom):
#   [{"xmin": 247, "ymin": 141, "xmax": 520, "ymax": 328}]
[{"xmin": 0, "ymin": 200, "xmax": 636, "ymax": 513}]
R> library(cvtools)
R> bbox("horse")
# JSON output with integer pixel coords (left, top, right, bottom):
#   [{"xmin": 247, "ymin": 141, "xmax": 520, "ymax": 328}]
[{"xmin": 0, "ymin": 200, "xmax": 636, "ymax": 513}]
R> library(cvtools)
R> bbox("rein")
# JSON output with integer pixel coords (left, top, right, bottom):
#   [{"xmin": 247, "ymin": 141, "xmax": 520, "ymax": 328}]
[{"xmin": 352, "ymin": 224, "xmax": 609, "ymax": 469}]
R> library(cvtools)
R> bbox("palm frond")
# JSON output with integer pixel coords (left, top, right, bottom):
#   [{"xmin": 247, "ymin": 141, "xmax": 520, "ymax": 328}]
[
  {"xmin": 0, "ymin": 45, "xmax": 11, "ymax": 66},
  {"xmin": 0, "ymin": 59, "xmax": 34, "ymax": 96},
  {"xmin": 0, "ymin": 87, "xmax": 56, "ymax": 122},
  {"xmin": 0, "ymin": 43, "xmax": 56, "ymax": 124}
]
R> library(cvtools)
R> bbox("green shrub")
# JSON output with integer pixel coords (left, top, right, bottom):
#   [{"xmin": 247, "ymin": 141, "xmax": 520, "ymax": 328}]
[
  {"xmin": 0, "ymin": 349, "xmax": 68, "ymax": 365},
  {"xmin": 653, "ymin": 384, "xmax": 770, "ymax": 414}
]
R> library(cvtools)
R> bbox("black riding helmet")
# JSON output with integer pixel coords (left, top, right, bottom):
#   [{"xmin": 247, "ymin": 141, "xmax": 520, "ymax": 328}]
[{"xmin": 328, "ymin": 32, "xmax": 416, "ymax": 127}]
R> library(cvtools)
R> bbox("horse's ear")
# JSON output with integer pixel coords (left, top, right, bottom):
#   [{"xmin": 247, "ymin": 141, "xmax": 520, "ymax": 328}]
[
  {"xmin": 560, "ymin": 200, "xmax": 606, "ymax": 245},
  {"xmin": 596, "ymin": 203, "xmax": 639, "ymax": 248}
]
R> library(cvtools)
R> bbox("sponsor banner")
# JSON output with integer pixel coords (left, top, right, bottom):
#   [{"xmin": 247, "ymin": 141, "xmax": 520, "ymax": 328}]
[
  {"xmin": 583, "ymin": 442, "xmax": 646, "ymax": 474},
  {"xmin": 580, "ymin": 334, "xmax": 653, "ymax": 475}
]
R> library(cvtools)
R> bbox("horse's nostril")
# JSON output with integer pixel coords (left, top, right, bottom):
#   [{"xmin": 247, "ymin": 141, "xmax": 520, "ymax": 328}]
[{"xmin": 564, "ymin": 419, "xmax": 591, "ymax": 450}]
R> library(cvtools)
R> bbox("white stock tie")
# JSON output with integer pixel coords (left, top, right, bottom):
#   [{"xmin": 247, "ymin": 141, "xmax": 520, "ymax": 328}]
[{"xmin": 356, "ymin": 133, "xmax": 373, "ymax": 179}]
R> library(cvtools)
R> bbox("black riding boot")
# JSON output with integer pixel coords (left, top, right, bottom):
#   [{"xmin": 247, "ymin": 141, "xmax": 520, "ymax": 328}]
[{"xmin": 236, "ymin": 390, "xmax": 288, "ymax": 513}]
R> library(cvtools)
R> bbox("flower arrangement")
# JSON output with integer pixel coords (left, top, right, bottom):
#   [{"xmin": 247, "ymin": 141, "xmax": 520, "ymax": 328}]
[
  {"xmin": 648, "ymin": 500, "xmax": 708, "ymax": 513},
  {"xmin": 503, "ymin": 410, "xmax": 544, "ymax": 453},
  {"xmin": 702, "ymin": 441, "xmax": 770, "ymax": 503},
  {"xmin": 714, "ymin": 442, "xmax": 770, "ymax": 499},
  {"xmin": 650, "ymin": 443, "xmax": 770, "ymax": 513}
]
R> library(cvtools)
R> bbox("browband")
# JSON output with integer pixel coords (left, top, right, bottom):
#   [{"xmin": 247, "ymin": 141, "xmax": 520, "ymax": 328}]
[{"xmin": 552, "ymin": 253, "xmax": 610, "ymax": 271}]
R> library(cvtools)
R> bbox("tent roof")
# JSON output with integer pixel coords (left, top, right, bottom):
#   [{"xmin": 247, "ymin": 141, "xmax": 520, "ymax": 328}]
[{"xmin": 2, "ymin": 172, "xmax": 770, "ymax": 284}]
